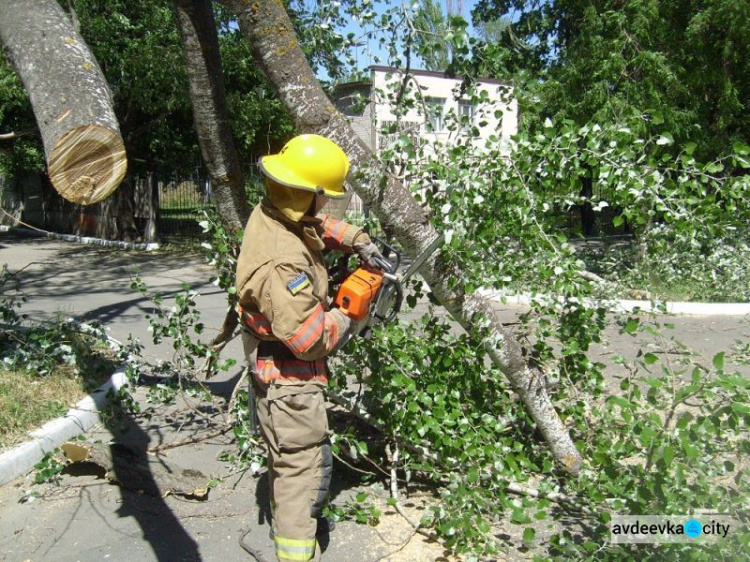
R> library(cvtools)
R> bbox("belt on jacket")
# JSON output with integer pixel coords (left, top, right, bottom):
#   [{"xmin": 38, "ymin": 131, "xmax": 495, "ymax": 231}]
[{"xmin": 257, "ymin": 340, "xmax": 298, "ymax": 361}]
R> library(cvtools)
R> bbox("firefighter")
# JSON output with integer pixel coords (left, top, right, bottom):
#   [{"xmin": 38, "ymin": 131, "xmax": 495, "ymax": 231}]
[{"xmin": 235, "ymin": 134, "xmax": 382, "ymax": 562}]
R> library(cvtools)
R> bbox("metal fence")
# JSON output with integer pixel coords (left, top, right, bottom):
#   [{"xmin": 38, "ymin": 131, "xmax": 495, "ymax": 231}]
[
  {"xmin": 155, "ymin": 176, "xmax": 215, "ymax": 239},
  {"xmin": 13, "ymin": 169, "xmax": 630, "ymax": 243}
]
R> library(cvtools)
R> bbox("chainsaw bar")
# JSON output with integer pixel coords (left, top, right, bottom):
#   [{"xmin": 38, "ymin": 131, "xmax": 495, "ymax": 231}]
[
  {"xmin": 398, "ymin": 234, "xmax": 445, "ymax": 284},
  {"xmin": 371, "ymin": 234, "xmax": 444, "ymax": 325}
]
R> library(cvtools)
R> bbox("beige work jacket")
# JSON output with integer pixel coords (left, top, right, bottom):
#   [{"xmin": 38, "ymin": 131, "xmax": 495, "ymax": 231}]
[{"xmin": 236, "ymin": 201, "xmax": 363, "ymax": 383}]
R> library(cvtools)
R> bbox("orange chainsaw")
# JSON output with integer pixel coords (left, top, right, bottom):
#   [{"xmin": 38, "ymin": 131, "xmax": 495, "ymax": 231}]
[{"xmin": 333, "ymin": 235, "xmax": 443, "ymax": 347}]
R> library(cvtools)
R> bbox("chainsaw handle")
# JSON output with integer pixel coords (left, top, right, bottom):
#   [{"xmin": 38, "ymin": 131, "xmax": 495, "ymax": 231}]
[
  {"xmin": 384, "ymin": 281, "xmax": 403, "ymax": 324},
  {"xmin": 375, "ymin": 276, "xmax": 403, "ymax": 325},
  {"xmin": 372, "ymin": 237, "xmax": 400, "ymax": 273},
  {"xmin": 372, "ymin": 254, "xmax": 394, "ymax": 273}
]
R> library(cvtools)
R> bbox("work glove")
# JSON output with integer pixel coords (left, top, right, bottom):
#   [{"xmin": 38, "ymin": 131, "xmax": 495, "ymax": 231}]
[
  {"xmin": 329, "ymin": 306, "xmax": 352, "ymax": 330},
  {"xmin": 352, "ymin": 232, "xmax": 385, "ymax": 269}
]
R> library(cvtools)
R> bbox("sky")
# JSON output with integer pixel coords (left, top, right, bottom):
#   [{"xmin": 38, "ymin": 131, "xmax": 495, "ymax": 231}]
[{"xmin": 333, "ymin": 0, "xmax": 484, "ymax": 76}]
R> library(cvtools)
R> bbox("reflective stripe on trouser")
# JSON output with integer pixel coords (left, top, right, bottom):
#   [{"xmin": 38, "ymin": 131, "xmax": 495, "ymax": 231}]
[
  {"xmin": 254, "ymin": 379, "xmax": 332, "ymax": 562},
  {"xmin": 274, "ymin": 536, "xmax": 317, "ymax": 561}
]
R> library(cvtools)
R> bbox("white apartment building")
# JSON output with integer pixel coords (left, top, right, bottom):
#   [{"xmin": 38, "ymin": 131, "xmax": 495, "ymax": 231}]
[
  {"xmin": 331, "ymin": 66, "xmax": 517, "ymax": 214},
  {"xmin": 333, "ymin": 65, "xmax": 517, "ymax": 153}
]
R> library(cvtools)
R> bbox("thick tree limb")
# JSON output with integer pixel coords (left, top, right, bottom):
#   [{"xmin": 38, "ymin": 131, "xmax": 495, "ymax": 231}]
[
  {"xmin": 579, "ymin": 269, "xmax": 651, "ymax": 300},
  {"xmin": 222, "ymin": 0, "xmax": 582, "ymax": 475},
  {"xmin": 0, "ymin": 127, "xmax": 38, "ymax": 140},
  {"xmin": 0, "ymin": 0, "xmax": 126, "ymax": 205},
  {"xmin": 174, "ymin": 0, "xmax": 250, "ymax": 352},
  {"xmin": 173, "ymin": 0, "xmax": 251, "ymax": 231}
]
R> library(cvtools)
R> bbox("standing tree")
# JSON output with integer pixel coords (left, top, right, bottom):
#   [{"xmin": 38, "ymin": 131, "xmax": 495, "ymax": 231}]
[
  {"xmin": 473, "ymin": 0, "xmax": 750, "ymax": 159},
  {"xmin": 173, "ymin": 0, "xmax": 250, "ymax": 231},
  {"xmin": 412, "ymin": 0, "xmax": 451, "ymax": 71}
]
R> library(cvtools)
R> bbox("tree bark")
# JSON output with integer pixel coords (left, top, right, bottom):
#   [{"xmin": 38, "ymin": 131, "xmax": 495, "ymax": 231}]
[
  {"xmin": 0, "ymin": 0, "xmax": 126, "ymax": 205},
  {"xmin": 173, "ymin": 0, "xmax": 250, "ymax": 231},
  {"xmin": 221, "ymin": 0, "xmax": 582, "ymax": 475}
]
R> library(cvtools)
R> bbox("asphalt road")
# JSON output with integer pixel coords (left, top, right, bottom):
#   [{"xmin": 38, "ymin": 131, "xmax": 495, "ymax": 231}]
[{"xmin": 0, "ymin": 231, "xmax": 748, "ymax": 561}]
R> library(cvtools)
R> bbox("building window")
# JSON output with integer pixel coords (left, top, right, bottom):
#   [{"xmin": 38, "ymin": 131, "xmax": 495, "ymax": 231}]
[
  {"xmin": 458, "ymin": 100, "xmax": 476, "ymax": 129},
  {"xmin": 425, "ymin": 97, "xmax": 446, "ymax": 132},
  {"xmin": 377, "ymin": 120, "xmax": 421, "ymax": 150}
]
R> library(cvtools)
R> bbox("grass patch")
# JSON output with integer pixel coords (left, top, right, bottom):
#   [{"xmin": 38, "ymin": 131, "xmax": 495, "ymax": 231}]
[
  {"xmin": 0, "ymin": 330, "xmax": 119, "ymax": 451},
  {"xmin": 0, "ymin": 368, "xmax": 77, "ymax": 449}
]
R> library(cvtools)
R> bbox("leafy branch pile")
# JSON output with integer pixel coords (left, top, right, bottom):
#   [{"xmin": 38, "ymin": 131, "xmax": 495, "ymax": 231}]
[
  {"xmin": 334, "ymin": 307, "xmax": 749, "ymax": 559},
  {"xmin": 318, "ymin": 75, "xmax": 749, "ymax": 557},
  {"xmin": 0, "ymin": 265, "xmax": 116, "ymax": 380},
  {"xmin": 0, "ymin": 265, "xmax": 144, "ymax": 447}
]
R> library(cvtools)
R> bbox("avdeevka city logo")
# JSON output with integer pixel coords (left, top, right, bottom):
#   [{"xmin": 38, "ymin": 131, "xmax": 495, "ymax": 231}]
[
  {"xmin": 684, "ymin": 519, "xmax": 702, "ymax": 538},
  {"xmin": 610, "ymin": 515, "xmax": 731, "ymax": 543}
]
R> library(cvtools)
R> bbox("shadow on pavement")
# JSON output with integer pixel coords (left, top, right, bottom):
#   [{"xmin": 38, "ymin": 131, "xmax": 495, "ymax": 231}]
[{"xmin": 108, "ymin": 418, "xmax": 203, "ymax": 562}]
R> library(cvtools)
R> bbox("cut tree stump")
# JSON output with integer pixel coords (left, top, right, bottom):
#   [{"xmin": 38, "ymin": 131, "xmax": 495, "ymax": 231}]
[
  {"xmin": 61, "ymin": 442, "xmax": 210, "ymax": 499},
  {"xmin": 0, "ymin": 0, "xmax": 127, "ymax": 205}
]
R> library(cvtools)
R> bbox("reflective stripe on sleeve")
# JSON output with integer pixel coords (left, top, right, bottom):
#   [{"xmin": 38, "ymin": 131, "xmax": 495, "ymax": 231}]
[
  {"xmin": 324, "ymin": 312, "xmax": 340, "ymax": 352},
  {"xmin": 238, "ymin": 307, "xmax": 273, "ymax": 337},
  {"xmin": 320, "ymin": 215, "xmax": 355, "ymax": 250},
  {"xmin": 328, "ymin": 220, "xmax": 347, "ymax": 244},
  {"xmin": 286, "ymin": 304, "xmax": 325, "ymax": 354}
]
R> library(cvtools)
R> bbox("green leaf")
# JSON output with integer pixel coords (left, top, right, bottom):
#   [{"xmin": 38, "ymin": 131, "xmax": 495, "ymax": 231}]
[
  {"xmin": 662, "ymin": 444, "xmax": 674, "ymax": 466},
  {"xmin": 643, "ymin": 353, "xmax": 658, "ymax": 365},
  {"xmin": 609, "ymin": 396, "xmax": 632, "ymax": 410},
  {"xmin": 511, "ymin": 507, "xmax": 531, "ymax": 524},
  {"xmin": 623, "ymin": 318, "xmax": 640, "ymax": 335},
  {"xmin": 656, "ymin": 134, "xmax": 673, "ymax": 146},
  {"xmin": 523, "ymin": 527, "xmax": 536, "ymax": 543},
  {"xmin": 713, "ymin": 352, "xmax": 725, "ymax": 371},
  {"xmin": 681, "ymin": 438, "xmax": 699, "ymax": 459}
]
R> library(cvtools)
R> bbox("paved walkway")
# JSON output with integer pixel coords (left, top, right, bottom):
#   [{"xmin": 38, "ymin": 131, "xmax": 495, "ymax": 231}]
[
  {"xmin": 0, "ymin": 232, "xmax": 450, "ymax": 562},
  {"xmin": 0, "ymin": 231, "xmax": 748, "ymax": 562}
]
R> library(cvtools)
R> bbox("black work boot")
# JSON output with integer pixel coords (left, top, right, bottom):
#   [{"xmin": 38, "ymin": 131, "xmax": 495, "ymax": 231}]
[{"xmin": 316, "ymin": 517, "xmax": 336, "ymax": 535}]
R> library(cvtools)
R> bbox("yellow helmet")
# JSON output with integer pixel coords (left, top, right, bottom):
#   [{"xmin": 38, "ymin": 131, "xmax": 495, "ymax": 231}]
[{"xmin": 259, "ymin": 134, "xmax": 350, "ymax": 200}]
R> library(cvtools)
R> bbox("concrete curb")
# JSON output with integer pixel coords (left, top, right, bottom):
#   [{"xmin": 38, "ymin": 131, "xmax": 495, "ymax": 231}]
[
  {"xmin": 0, "ymin": 225, "xmax": 159, "ymax": 252},
  {"xmin": 478, "ymin": 290, "xmax": 750, "ymax": 316},
  {"xmin": 0, "ymin": 368, "xmax": 129, "ymax": 486}
]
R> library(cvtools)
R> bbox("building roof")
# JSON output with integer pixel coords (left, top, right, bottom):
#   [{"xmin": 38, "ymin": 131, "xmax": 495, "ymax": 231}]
[
  {"xmin": 333, "ymin": 65, "xmax": 511, "ymax": 91},
  {"xmin": 369, "ymin": 65, "xmax": 508, "ymax": 86}
]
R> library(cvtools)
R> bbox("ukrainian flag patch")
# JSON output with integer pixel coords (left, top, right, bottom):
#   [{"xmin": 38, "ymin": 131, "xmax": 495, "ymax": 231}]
[{"xmin": 287, "ymin": 273, "xmax": 310, "ymax": 295}]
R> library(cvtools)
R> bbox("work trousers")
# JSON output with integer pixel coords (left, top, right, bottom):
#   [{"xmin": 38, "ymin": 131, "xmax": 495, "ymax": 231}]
[{"xmin": 253, "ymin": 375, "xmax": 332, "ymax": 562}]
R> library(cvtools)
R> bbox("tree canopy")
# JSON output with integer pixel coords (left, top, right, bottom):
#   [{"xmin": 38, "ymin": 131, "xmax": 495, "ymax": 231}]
[{"xmin": 472, "ymin": 0, "xmax": 750, "ymax": 159}]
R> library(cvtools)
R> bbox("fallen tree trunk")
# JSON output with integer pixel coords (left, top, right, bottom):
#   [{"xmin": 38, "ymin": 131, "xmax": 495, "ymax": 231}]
[
  {"xmin": 222, "ymin": 0, "xmax": 582, "ymax": 475},
  {"xmin": 0, "ymin": 0, "xmax": 127, "ymax": 205}
]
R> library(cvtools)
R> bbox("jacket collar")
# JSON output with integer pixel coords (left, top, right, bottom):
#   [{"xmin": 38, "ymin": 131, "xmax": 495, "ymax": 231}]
[{"xmin": 261, "ymin": 201, "xmax": 325, "ymax": 251}]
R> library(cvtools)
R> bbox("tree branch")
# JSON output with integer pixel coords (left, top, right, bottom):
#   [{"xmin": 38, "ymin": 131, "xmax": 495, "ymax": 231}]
[{"xmin": 0, "ymin": 127, "xmax": 38, "ymax": 140}]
